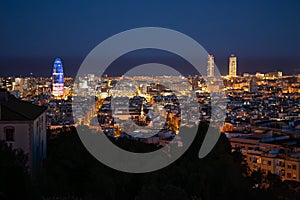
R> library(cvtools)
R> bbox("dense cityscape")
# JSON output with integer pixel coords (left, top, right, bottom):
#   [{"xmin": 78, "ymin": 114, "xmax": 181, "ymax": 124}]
[
  {"xmin": 1, "ymin": 53, "xmax": 300, "ymax": 185},
  {"xmin": 2, "ymin": 0, "xmax": 300, "ymax": 199}
]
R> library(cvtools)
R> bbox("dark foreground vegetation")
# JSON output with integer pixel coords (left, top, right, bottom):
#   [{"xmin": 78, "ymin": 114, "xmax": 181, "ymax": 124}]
[{"xmin": 1, "ymin": 124, "xmax": 300, "ymax": 200}]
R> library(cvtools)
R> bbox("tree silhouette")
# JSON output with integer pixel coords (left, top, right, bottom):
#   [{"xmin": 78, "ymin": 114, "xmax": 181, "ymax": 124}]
[
  {"xmin": 0, "ymin": 141, "xmax": 39, "ymax": 200},
  {"xmin": 36, "ymin": 125, "xmax": 300, "ymax": 199}
]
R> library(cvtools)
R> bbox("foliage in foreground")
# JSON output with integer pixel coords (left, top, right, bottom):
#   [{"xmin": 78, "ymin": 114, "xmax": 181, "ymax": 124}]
[{"xmin": 1, "ymin": 125, "xmax": 300, "ymax": 199}]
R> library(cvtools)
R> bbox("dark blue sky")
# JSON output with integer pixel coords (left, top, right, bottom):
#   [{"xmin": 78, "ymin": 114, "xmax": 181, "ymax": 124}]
[{"xmin": 1, "ymin": 0, "xmax": 300, "ymax": 77}]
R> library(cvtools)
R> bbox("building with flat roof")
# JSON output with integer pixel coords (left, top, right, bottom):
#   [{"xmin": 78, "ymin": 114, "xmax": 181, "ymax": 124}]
[{"xmin": 230, "ymin": 135, "xmax": 300, "ymax": 182}]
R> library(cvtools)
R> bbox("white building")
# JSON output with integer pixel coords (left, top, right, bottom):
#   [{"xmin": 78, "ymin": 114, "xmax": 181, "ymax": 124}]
[{"xmin": 0, "ymin": 89, "xmax": 47, "ymax": 174}]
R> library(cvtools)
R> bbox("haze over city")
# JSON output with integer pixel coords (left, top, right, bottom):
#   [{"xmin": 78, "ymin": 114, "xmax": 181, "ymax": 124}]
[{"xmin": 1, "ymin": 0, "xmax": 300, "ymax": 77}]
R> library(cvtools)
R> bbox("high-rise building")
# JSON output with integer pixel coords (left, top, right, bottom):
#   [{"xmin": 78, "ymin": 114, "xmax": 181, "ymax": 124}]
[
  {"xmin": 229, "ymin": 54, "xmax": 237, "ymax": 77},
  {"xmin": 52, "ymin": 58, "xmax": 64, "ymax": 97},
  {"xmin": 207, "ymin": 55, "xmax": 214, "ymax": 77}
]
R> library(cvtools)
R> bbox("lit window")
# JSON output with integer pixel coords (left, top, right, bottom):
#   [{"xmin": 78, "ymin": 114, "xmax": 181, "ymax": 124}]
[{"xmin": 4, "ymin": 126, "xmax": 14, "ymax": 142}]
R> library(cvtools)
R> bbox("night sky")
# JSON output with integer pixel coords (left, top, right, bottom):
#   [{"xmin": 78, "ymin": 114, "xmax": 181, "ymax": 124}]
[{"xmin": 1, "ymin": 0, "xmax": 300, "ymax": 77}]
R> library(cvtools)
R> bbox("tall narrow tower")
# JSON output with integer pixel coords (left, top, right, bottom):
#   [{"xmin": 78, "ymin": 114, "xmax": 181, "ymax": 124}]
[
  {"xmin": 207, "ymin": 55, "xmax": 214, "ymax": 77},
  {"xmin": 52, "ymin": 58, "xmax": 64, "ymax": 97},
  {"xmin": 229, "ymin": 54, "xmax": 237, "ymax": 77}
]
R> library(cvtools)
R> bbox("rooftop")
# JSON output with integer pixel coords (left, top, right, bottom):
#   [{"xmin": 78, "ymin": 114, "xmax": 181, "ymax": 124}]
[{"xmin": 0, "ymin": 90, "xmax": 47, "ymax": 121}]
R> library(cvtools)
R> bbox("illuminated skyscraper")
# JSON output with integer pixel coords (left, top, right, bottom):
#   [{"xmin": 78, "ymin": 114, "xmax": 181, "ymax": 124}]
[
  {"xmin": 207, "ymin": 54, "xmax": 214, "ymax": 77},
  {"xmin": 52, "ymin": 58, "xmax": 64, "ymax": 97},
  {"xmin": 229, "ymin": 54, "xmax": 237, "ymax": 77}
]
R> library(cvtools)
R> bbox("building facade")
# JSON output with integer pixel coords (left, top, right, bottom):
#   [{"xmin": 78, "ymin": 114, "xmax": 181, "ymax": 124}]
[
  {"xmin": 230, "ymin": 137, "xmax": 300, "ymax": 182},
  {"xmin": 207, "ymin": 54, "xmax": 215, "ymax": 77},
  {"xmin": 0, "ymin": 89, "xmax": 47, "ymax": 174},
  {"xmin": 229, "ymin": 54, "xmax": 237, "ymax": 77}
]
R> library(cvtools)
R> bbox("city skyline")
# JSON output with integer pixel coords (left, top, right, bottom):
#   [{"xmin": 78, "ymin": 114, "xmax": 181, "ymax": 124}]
[
  {"xmin": 0, "ymin": 53, "xmax": 297, "ymax": 78},
  {"xmin": 2, "ymin": 1, "xmax": 300, "ymax": 199}
]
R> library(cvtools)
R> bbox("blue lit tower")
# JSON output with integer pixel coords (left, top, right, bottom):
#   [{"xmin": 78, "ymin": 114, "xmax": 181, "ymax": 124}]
[{"xmin": 52, "ymin": 58, "xmax": 64, "ymax": 97}]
